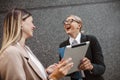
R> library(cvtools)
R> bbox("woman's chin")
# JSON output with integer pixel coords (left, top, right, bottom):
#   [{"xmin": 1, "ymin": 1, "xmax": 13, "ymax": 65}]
[{"xmin": 27, "ymin": 34, "xmax": 33, "ymax": 39}]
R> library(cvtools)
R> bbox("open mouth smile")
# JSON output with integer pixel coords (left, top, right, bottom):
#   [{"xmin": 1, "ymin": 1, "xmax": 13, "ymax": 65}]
[{"xmin": 66, "ymin": 26, "xmax": 71, "ymax": 31}]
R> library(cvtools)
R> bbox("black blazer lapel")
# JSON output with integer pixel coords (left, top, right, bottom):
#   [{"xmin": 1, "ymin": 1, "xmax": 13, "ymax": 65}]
[
  {"xmin": 81, "ymin": 34, "xmax": 87, "ymax": 43},
  {"xmin": 60, "ymin": 38, "xmax": 70, "ymax": 47},
  {"xmin": 65, "ymin": 38, "xmax": 70, "ymax": 46}
]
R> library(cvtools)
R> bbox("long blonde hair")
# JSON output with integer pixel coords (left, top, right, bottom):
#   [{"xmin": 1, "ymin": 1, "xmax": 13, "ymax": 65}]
[{"xmin": 0, "ymin": 8, "xmax": 31, "ymax": 54}]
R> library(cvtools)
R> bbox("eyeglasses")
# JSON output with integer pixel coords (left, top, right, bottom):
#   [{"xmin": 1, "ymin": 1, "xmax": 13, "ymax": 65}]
[{"xmin": 63, "ymin": 19, "xmax": 80, "ymax": 25}]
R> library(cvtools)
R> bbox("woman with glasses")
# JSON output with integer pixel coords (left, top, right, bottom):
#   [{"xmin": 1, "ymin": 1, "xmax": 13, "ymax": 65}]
[{"xmin": 59, "ymin": 15, "xmax": 106, "ymax": 80}]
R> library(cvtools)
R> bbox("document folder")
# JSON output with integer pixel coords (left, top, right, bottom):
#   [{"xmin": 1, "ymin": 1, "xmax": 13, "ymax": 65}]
[{"xmin": 59, "ymin": 41, "xmax": 90, "ymax": 74}]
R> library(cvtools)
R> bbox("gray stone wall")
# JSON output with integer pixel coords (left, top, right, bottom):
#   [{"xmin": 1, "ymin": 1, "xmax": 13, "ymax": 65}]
[{"xmin": 0, "ymin": 0, "xmax": 120, "ymax": 80}]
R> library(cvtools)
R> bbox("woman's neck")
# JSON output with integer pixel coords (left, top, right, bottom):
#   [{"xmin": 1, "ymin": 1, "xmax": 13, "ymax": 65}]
[{"xmin": 18, "ymin": 38, "xmax": 26, "ymax": 47}]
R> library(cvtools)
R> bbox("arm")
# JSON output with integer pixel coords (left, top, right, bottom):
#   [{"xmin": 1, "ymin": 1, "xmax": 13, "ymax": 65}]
[
  {"xmin": 80, "ymin": 35, "xmax": 105, "ymax": 75},
  {"xmin": 90, "ymin": 35, "xmax": 106, "ymax": 75},
  {"xmin": 0, "ymin": 48, "xmax": 26, "ymax": 80}
]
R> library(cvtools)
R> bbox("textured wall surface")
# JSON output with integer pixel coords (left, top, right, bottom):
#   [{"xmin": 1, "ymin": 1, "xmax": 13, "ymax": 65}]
[{"xmin": 0, "ymin": 0, "xmax": 120, "ymax": 80}]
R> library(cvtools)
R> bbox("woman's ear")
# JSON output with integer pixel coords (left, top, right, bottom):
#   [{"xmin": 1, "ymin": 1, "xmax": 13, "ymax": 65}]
[
  {"xmin": 21, "ymin": 20, "xmax": 26, "ymax": 28},
  {"xmin": 21, "ymin": 21, "xmax": 24, "ymax": 30}
]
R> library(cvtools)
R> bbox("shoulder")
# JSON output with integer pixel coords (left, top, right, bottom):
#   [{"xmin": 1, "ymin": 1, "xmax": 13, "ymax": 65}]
[
  {"xmin": 81, "ymin": 34, "xmax": 100, "ymax": 46},
  {"xmin": 83, "ymin": 34, "xmax": 98, "ymax": 42},
  {"xmin": 85, "ymin": 34, "xmax": 97, "ymax": 40},
  {"xmin": 6, "ymin": 45, "xmax": 18, "ymax": 51},
  {"xmin": 0, "ymin": 45, "xmax": 21, "ymax": 61},
  {"xmin": 84, "ymin": 34, "xmax": 102, "ymax": 49},
  {"xmin": 0, "ymin": 45, "xmax": 25, "ymax": 79},
  {"xmin": 5, "ymin": 45, "xmax": 20, "ymax": 55},
  {"xmin": 0, "ymin": 45, "xmax": 23, "ymax": 69}
]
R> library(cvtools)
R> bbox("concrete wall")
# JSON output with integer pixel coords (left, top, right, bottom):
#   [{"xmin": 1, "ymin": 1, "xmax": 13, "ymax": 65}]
[{"xmin": 0, "ymin": 0, "xmax": 120, "ymax": 80}]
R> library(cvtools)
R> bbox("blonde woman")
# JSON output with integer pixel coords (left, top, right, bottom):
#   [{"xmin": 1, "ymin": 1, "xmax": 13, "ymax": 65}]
[{"xmin": 0, "ymin": 8, "xmax": 73, "ymax": 80}]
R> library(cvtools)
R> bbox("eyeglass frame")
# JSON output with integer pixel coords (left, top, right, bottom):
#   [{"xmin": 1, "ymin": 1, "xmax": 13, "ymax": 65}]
[{"xmin": 63, "ymin": 19, "xmax": 81, "ymax": 25}]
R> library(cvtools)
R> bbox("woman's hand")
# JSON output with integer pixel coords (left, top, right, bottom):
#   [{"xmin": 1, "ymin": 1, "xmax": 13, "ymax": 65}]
[
  {"xmin": 46, "ymin": 63, "xmax": 58, "ymax": 74},
  {"xmin": 49, "ymin": 58, "xmax": 73, "ymax": 80}
]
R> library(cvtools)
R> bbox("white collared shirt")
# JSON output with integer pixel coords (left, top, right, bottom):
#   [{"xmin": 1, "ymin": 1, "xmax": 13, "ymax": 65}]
[{"xmin": 69, "ymin": 32, "xmax": 81, "ymax": 45}]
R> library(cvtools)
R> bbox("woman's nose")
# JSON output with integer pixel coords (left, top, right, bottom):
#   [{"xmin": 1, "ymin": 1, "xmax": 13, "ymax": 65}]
[{"xmin": 33, "ymin": 24, "xmax": 36, "ymax": 29}]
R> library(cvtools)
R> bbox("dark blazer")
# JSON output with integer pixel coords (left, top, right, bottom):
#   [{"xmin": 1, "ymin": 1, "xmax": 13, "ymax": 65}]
[{"xmin": 59, "ymin": 34, "xmax": 106, "ymax": 80}]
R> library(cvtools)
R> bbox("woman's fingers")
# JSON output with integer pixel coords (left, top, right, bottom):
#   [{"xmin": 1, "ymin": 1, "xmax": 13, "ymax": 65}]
[
  {"xmin": 46, "ymin": 63, "xmax": 58, "ymax": 74},
  {"xmin": 59, "ymin": 62, "xmax": 73, "ymax": 75},
  {"xmin": 48, "ymin": 58, "xmax": 73, "ymax": 80},
  {"xmin": 58, "ymin": 58, "xmax": 73, "ymax": 75},
  {"xmin": 57, "ymin": 58, "xmax": 72, "ymax": 69}
]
